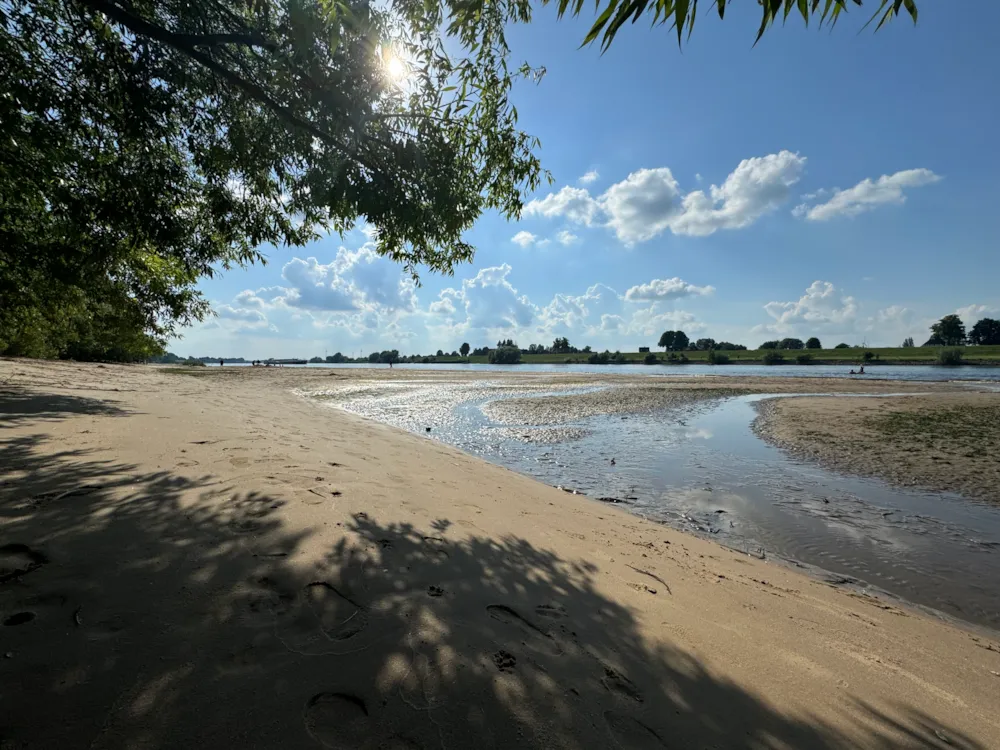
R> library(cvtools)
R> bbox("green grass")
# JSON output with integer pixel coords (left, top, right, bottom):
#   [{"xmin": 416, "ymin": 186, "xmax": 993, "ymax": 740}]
[
  {"xmin": 426, "ymin": 346, "xmax": 1000, "ymax": 366},
  {"xmin": 866, "ymin": 405, "xmax": 1000, "ymax": 458}
]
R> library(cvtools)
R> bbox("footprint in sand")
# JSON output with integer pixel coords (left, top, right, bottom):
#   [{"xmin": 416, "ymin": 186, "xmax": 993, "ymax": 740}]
[
  {"xmin": 420, "ymin": 537, "xmax": 449, "ymax": 560},
  {"xmin": 249, "ymin": 579, "xmax": 368, "ymax": 653},
  {"xmin": 534, "ymin": 604, "xmax": 568, "ymax": 619},
  {"xmin": 601, "ymin": 667, "xmax": 644, "ymax": 703},
  {"xmin": 492, "ymin": 649, "xmax": 517, "ymax": 672},
  {"xmin": 486, "ymin": 604, "xmax": 561, "ymax": 656},
  {"xmin": 0, "ymin": 543, "xmax": 48, "ymax": 583},
  {"xmin": 3, "ymin": 611, "xmax": 36, "ymax": 626},
  {"xmin": 604, "ymin": 712, "xmax": 667, "ymax": 749},
  {"xmin": 304, "ymin": 692, "xmax": 369, "ymax": 749}
]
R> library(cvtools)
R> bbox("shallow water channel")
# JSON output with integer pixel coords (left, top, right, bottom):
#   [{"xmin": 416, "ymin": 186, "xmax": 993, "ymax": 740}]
[{"xmin": 311, "ymin": 383, "xmax": 1000, "ymax": 632}]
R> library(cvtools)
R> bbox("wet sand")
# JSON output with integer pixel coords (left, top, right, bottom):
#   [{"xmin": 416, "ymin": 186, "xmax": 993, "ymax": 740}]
[
  {"xmin": 1, "ymin": 360, "xmax": 998, "ymax": 749},
  {"xmin": 754, "ymin": 392, "xmax": 1000, "ymax": 503}
]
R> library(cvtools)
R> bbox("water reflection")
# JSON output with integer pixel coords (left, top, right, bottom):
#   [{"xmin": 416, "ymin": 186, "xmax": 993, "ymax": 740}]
[{"xmin": 304, "ymin": 384, "xmax": 1000, "ymax": 632}]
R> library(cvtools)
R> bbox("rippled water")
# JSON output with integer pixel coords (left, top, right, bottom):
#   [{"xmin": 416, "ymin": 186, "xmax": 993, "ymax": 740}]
[{"xmin": 304, "ymin": 382, "xmax": 1000, "ymax": 632}]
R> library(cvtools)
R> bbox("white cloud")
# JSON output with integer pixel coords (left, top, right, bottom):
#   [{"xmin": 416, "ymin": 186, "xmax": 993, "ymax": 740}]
[
  {"xmin": 759, "ymin": 281, "xmax": 859, "ymax": 334},
  {"xmin": 578, "ymin": 170, "xmax": 599, "ymax": 185},
  {"xmin": 624, "ymin": 277, "xmax": 715, "ymax": 303},
  {"xmin": 600, "ymin": 168, "xmax": 685, "ymax": 244},
  {"xmin": 523, "ymin": 186, "xmax": 602, "ymax": 225},
  {"xmin": 876, "ymin": 305, "xmax": 914, "ymax": 325},
  {"xmin": 428, "ymin": 264, "xmax": 537, "ymax": 333},
  {"xmin": 556, "ymin": 230, "xmax": 579, "ymax": 246},
  {"xmin": 280, "ymin": 257, "xmax": 361, "ymax": 311},
  {"xmin": 523, "ymin": 151, "xmax": 806, "ymax": 244},
  {"xmin": 795, "ymin": 168, "xmax": 941, "ymax": 221},
  {"xmin": 215, "ymin": 304, "xmax": 267, "ymax": 324},
  {"xmin": 672, "ymin": 151, "xmax": 806, "ymax": 237},
  {"xmin": 600, "ymin": 314, "xmax": 626, "ymax": 332},
  {"xmin": 626, "ymin": 305, "xmax": 704, "ymax": 336},
  {"xmin": 956, "ymin": 304, "xmax": 999, "ymax": 322},
  {"xmin": 511, "ymin": 230, "xmax": 538, "ymax": 248}
]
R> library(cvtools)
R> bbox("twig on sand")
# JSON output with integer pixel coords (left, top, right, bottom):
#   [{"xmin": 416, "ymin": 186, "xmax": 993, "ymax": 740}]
[{"xmin": 626, "ymin": 564, "xmax": 671, "ymax": 595}]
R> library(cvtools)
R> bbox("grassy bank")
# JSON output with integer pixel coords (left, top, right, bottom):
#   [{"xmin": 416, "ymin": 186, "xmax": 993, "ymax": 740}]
[{"xmin": 426, "ymin": 345, "xmax": 1000, "ymax": 366}]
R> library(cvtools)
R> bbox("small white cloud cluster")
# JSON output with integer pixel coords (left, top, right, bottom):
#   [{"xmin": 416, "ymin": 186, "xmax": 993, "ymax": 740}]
[{"xmin": 524, "ymin": 151, "xmax": 806, "ymax": 244}]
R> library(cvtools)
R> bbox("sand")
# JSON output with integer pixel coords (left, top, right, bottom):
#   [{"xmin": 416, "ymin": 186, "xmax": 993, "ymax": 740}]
[
  {"xmin": 755, "ymin": 392, "xmax": 1000, "ymax": 503},
  {"xmin": 1, "ymin": 360, "xmax": 998, "ymax": 749}
]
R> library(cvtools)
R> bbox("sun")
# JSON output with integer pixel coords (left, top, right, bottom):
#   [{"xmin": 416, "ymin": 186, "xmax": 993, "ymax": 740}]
[{"xmin": 384, "ymin": 52, "xmax": 409, "ymax": 84}]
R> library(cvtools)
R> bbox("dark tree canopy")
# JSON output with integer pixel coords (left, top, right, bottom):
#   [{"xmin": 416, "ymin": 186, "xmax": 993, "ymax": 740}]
[
  {"xmin": 834, "ymin": 342, "xmax": 851, "ymax": 349},
  {"xmin": 806, "ymin": 337, "xmax": 822, "ymax": 349},
  {"xmin": 459, "ymin": 342, "xmax": 471, "ymax": 357},
  {"xmin": 930, "ymin": 315, "xmax": 966, "ymax": 347},
  {"xmin": 779, "ymin": 337, "xmax": 804, "ymax": 350},
  {"xmin": 969, "ymin": 318, "xmax": 1000, "ymax": 346}
]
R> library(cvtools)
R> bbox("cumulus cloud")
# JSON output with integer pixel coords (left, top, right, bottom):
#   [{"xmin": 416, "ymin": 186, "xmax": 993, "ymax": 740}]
[
  {"xmin": 955, "ymin": 303, "xmax": 999, "ymax": 322},
  {"xmin": 428, "ymin": 264, "xmax": 537, "ymax": 332},
  {"xmin": 280, "ymin": 257, "xmax": 359, "ymax": 311},
  {"xmin": 760, "ymin": 281, "xmax": 859, "ymax": 334},
  {"xmin": 579, "ymin": 170, "xmax": 599, "ymax": 185},
  {"xmin": 556, "ymin": 230, "xmax": 579, "ymax": 246},
  {"xmin": 624, "ymin": 277, "xmax": 715, "ymax": 303},
  {"xmin": 523, "ymin": 186, "xmax": 603, "ymax": 225},
  {"xmin": 794, "ymin": 168, "xmax": 941, "ymax": 221},
  {"xmin": 523, "ymin": 151, "xmax": 806, "ymax": 244},
  {"xmin": 876, "ymin": 305, "xmax": 915, "ymax": 325},
  {"xmin": 511, "ymin": 230, "xmax": 538, "ymax": 248}
]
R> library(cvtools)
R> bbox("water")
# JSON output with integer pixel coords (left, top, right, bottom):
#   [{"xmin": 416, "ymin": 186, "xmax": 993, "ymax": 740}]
[
  {"xmin": 306, "ymin": 382, "xmax": 1000, "ymax": 632},
  {"xmin": 222, "ymin": 360, "xmax": 1000, "ymax": 383}
]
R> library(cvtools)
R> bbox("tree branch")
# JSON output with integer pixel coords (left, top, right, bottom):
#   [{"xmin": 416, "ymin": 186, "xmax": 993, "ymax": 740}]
[
  {"xmin": 73, "ymin": 0, "xmax": 378, "ymax": 173},
  {"xmin": 182, "ymin": 32, "xmax": 279, "ymax": 51}
]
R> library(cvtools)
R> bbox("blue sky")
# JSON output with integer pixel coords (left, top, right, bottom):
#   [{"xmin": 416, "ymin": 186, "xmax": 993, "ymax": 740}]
[{"xmin": 178, "ymin": 2, "xmax": 1000, "ymax": 358}]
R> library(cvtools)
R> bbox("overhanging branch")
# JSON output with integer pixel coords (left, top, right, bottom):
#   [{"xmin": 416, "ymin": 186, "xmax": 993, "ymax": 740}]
[{"xmin": 73, "ymin": 0, "xmax": 378, "ymax": 173}]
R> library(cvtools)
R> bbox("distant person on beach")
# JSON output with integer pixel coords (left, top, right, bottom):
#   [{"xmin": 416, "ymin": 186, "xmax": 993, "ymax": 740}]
[
  {"xmin": 859, "ymin": 365, "xmax": 865, "ymax": 374},
  {"xmin": 219, "ymin": 359, "xmax": 224, "ymax": 367}
]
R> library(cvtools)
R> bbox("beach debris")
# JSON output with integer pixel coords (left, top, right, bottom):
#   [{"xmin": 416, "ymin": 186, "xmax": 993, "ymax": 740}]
[
  {"xmin": 626, "ymin": 564, "xmax": 671, "ymax": 594},
  {"xmin": 933, "ymin": 729, "xmax": 952, "ymax": 745},
  {"xmin": 425, "ymin": 427, "xmax": 431, "ymax": 432},
  {"xmin": 427, "ymin": 585, "xmax": 444, "ymax": 597},
  {"xmin": 73, "ymin": 606, "xmax": 82, "ymax": 627},
  {"xmin": 610, "ymin": 457, "xmax": 616, "ymax": 466},
  {"xmin": 597, "ymin": 497, "xmax": 629, "ymax": 504}
]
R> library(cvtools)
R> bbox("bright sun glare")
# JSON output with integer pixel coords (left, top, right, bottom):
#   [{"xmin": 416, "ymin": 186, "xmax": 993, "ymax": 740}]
[{"xmin": 384, "ymin": 53, "xmax": 408, "ymax": 84}]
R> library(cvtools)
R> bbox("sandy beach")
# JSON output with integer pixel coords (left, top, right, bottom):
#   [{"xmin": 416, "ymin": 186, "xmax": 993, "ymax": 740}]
[
  {"xmin": 754, "ymin": 393, "xmax": 1000, "ymax": 503},
  {"xmin": 2, "ymin": 360, "xmax": 999, "ymax": 749}
]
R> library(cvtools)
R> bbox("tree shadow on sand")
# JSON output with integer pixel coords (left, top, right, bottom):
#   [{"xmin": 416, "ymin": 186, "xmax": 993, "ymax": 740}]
[
  {"xmin": 0, "ymin": 386, "xmax": 130, "ymax": 426},
  {"xmin": 0, "ymin": 421, "xmax": 986, "ymax": 748}
]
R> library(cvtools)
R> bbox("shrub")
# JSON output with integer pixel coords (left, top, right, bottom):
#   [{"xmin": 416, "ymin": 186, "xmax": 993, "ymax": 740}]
[
  {"xmin": 762, "ymin": 351, "xmax": 785, "ymax": 365},
  {"xmin": 707, "ymin": 350, "xmax": 730, "ymax": 365},
  {"xmin": 937, "ymin": 348, "xmax": 964, "ymax": 366},
  {"xmin": 863, "ymin": 351, "xmax": 875, "ymax": 362},
  {"xmin": 834, "ymin": 343, "xmax": 850, "ymax": 349},
  {"xmin": 610, "ymin": 350, "xmax": 627, "ymax": 364},
  {"xmin": 796, "ymin": 353, "xmax": 814, "ymax": 365},
  {"xmin": 588, "ymin": 351, "xmax": 610, "ymax": 365},
  {"xmin": 488, "ymin": 346, "xmax": 522, "ymax": 364},
  {"xmin": 643, "ymin": 352, "xmax": 659, "ymax": 365}
]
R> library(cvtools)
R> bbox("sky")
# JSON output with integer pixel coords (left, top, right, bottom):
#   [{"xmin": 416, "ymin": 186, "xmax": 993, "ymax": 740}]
[{"xmin": 176, "ymin": 2, "xmax": 1000, "ymax": 358}]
